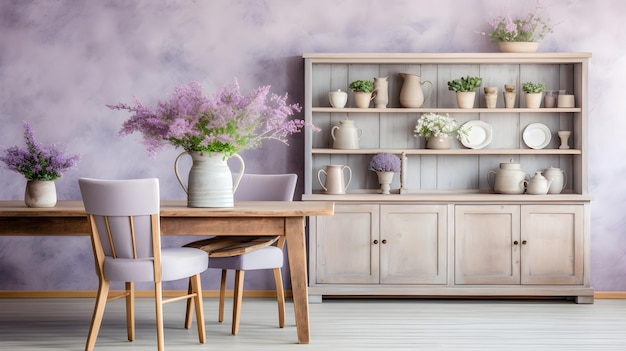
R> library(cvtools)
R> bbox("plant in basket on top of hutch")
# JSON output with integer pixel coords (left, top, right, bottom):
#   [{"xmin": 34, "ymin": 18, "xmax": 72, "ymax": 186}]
[
  {"xmin": 0, "ymin": 121, "xmax": 80, "ymax": 208},
  {"xmin": 447, "ymin": 76, "xmax": 482, "ymax": 109},
  {"xmin": 108, "ymin": 80, "xmax": 317, "ymax": 208},
  {"xmin": 414, "ymin": 113, "xmax": 470, "ymax": 150},
  {"xmin": 485, "ymin": 7, "xmax": 552, "ymax": 53},
  {"xmin": 522, "ymin": 81, "xmax": 547, "ymax": 108},
  {"xmin": 349, "ymin": 79, "xmax": 375, "ymax": 108},
  {"xmin": 368, "ymin": 153, "xmax": 401, "ymax": 195}
]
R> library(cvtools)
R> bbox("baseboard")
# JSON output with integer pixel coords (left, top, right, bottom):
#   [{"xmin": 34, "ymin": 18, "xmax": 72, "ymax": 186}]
[
  {"xmin": 0, "ymin": 290, "xmax": 623, "ymax": 299},
  {"xmin": 0, "ymin": 290, "xmax": 293, "ymax": 298}
]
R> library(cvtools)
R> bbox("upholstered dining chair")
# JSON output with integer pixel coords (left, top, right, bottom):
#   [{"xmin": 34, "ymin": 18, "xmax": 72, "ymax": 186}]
[
  {"xmin": 184, "ymin": 173, "xmax": 297, "ymax": 335},
  {"xmin": 79, "ymin": 178, "xmax": 208, "ymax": 351}
]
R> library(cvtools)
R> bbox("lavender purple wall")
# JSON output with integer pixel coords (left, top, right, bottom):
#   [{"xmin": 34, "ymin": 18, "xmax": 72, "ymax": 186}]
[{"xmin": 1, "ymin": 0, "xmax": 624, "ymax": 292}]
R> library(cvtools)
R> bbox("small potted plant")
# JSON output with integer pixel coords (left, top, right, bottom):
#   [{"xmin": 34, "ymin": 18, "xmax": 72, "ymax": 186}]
[
  {"xmin": 414, "ymin": 113, "xmax": 469, "ymax": 149},
  {"xmin": 0, "ymin": 121, "xmax": 80, "ymax": 208},
  {"xmin": 368, "ymin": 153, "xmax": 401, "ymax": 194},
  {"xmin": 522, "ymin": 81, "xmax": 547, "ymax": 108},
  {"xmin": 349, "ymin": 79, "xmax": 375, "ymax": 108},
  {"xmin": 485, "ymin": 7, "xmax": 552, "ymax": 52},
  {"xmin": 447, "ymin": 76, "xmax": 482, "ymax": 109}
]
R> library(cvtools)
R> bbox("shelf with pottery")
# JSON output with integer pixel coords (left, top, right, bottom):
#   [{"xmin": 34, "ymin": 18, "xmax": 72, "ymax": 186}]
[
  {"xmin": 312, "ymin": 107, "xmax": 581, "ymax": 113},
  {"xmin": 310, "ymin": 148, "xmax": 580, "ymax": 155},
  {"xmin": 303, "ymin": 53, "xmax": 592, "ymax": 303}
]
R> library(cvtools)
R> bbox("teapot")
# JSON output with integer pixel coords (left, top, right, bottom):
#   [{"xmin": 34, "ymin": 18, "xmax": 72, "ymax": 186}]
[
  {"xmin": 331, "ymin": 118, "xmax": 362, "ymax": 149},
  {"xmin": 525, "ymin": 171, "xmax": 552, "ymax": 195},
  {"xmin": 487, "ymin": 160, "xmax": 528, "ymax": 194},
  {"xmin": 318, "ymin": 165, "xmax": 352, "ymax": 194},
  {"xmin": 542, "ymin": 167, "xmax": 567, "ymax": 194}
]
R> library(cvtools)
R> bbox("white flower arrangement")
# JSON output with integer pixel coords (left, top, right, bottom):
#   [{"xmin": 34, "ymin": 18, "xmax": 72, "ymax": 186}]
[{"xmin": 414, "ymin": 113, "xmax": 468, "ymax": 139}]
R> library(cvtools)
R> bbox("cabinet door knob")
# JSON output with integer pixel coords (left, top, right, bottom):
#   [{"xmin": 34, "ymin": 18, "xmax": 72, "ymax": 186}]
[
  {"xmin": 522, "ymin": 240, "xmax": 527, "ymax": 245},
  {"xmin": 513, "ymin": 241, "xmax": 519, "ymax": 245},
  {"xmin": 373, "ymin": 239, "xmax": 379, "ymax": 244},
  {"xmin": 382, "ymin": 239, "xmax": 387, "ymax": 244}
]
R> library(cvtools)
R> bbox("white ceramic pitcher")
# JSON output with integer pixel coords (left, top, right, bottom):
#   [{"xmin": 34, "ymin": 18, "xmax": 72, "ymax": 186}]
[
  {"xmin": 174, "ymin": 151, "xmax": 245, "ymax": 207},
  {"xmin": 317, "ymin": 165, "xmax": 352, "ymax": 194}
]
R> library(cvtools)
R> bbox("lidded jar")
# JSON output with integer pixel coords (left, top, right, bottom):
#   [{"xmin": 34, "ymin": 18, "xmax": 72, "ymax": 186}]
[
  {"xmin": 487, "ymin": 159, "xmax": 528, "ymax": 194},
  {"xmin": 331, "ymin": 118, "xmax": 362, "ymax": 149},
  {"xmin": 542, "ymin": 167, "xmax": 567, "ymax": 194},
  {"xmin": 328, "ymin": 89, "xmax": 348, "ymax": 108}
]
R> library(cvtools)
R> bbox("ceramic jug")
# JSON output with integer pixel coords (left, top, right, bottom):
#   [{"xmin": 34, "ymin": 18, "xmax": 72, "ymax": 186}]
[
  {"xmin": 373, "ymin": 77, "xmax": 389, "ymax": 108},
  {"xmin": 525, "ymin": 171, "xmax": 552, "ymax": 195},
  {"xmin": 174, "ymin": 151, "xmax": 245, "ymax": 207},
  {"xmin": 399, "ymin": 73, "xmax": 433, "ymax": 108},
  {"xmin": 331, "ymin": 119, "xmax": 362, "ymax": 149},
  {"xmin": 318, "ymin": 165, "xmax": 352, "ymax": 194},
  {"xmin": 328, "ymin": 89, "xmax": 348, "ymax": 108},
  {"xmin": 542, "ymin": 167, "xmax": 567, "ymax": 194},
  {"xmin": 487, "ymin": 160, "xmax": 528, "ymax": 194}
]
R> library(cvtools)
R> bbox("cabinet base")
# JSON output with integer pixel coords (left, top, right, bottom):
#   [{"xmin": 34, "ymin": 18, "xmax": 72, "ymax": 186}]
[{"xmin": 308, "ymin": 285, "xmax": 594, "ymax": 304}]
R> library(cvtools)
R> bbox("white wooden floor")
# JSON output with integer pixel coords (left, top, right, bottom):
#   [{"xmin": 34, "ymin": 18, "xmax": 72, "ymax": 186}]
[{"xmin": 1, "ymin": 297, "xmax": 626, "ymax": 350}]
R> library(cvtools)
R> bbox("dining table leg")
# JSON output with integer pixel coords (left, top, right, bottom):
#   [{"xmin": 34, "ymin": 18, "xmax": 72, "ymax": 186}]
[{"xmin": 285, "ymin": 216, "xmax": 310, "ymax": 344}]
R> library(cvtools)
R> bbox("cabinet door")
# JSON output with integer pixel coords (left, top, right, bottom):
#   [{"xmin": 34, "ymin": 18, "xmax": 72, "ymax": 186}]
[
  {"xmin": 455, "ymin": 205, "xmax": 521, "ymax": 285},
  {"xmin": 380, "ymin": 205, "xmax": 448, "ymax": 284},
  {"xmin": 314, "ymin": 203, "xmax": 380, "ymax": 284},
  {"xmin": 521, "ymin": 205, "xmax": 584, "ymax": 285}
]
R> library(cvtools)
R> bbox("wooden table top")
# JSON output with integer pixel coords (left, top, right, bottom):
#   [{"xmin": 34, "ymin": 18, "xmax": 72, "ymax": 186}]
[{"xmin": 0, "ymin": 200, "xmax": 335, "ymax": 218}]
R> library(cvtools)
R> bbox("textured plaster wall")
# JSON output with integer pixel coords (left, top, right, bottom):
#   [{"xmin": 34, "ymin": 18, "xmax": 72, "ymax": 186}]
[{"xmin": 0, "ymin": 0, "xmax": 625, "ymax": 292}]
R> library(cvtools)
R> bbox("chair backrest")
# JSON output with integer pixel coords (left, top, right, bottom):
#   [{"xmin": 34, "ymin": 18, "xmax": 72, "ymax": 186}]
[
  {"xmin": 233, "ymin": 174, "xmax": 297, "ymax": 201},
  {"xmin": 79, "ymin": 178, "xmax": 160, "ymax": 260}
]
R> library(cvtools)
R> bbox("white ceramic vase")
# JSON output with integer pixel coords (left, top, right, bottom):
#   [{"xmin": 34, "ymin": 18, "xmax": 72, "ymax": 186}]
[
  {"xmin": 376, "ymin": 171, "xmax": 395, "ymax": 195},
  {"xmin": 24, "ymin": 180, "xmax": 57, "ymax": 208},
  {"xmin": 174, "ymin": 151, "xmax": 245, "ymax": 208}
]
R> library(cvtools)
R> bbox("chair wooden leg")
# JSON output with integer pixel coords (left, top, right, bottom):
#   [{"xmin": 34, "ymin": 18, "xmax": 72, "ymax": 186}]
[
  {"xmin": 85, "ymin": 279, "xmax": 110, "ymax": 351},
  {"xmin": 154, "ymin": 281, "xmax": 165, "ymax": 351},
  {"xmin": 125, "ymin": 282, "xmax": 135, "ymax": 341},
  {"xmin": 218, "ymin": 270, "xmax": 227, "ymax": 323},
  {"xmin": 184, "ymin": 279, "xmax": 193, "ymax": 329},
  {"xmin": 231, "ymin": 270, "xmax": 245, "ymax": 335},
  {"xmin": 272, "ymin": 268, "xmax": 286, "ymax": 328},
  {"xmin": 190, "ymin": 273, "xmax": 206, "ymax": 343}
]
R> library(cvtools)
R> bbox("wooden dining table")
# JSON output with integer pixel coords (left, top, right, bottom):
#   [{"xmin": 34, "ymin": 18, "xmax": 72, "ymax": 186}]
[{"xmin": 0, "ymin": 200, "xmax": 334, "ymax": 344}]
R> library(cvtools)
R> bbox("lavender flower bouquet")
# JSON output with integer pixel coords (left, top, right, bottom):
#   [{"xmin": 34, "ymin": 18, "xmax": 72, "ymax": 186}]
[
  {"xmin": 0, "ymin": 121, "xmax": 80, "ymax": 181},
  {"xmin": 368, "ymin": 153, "xmax": 401, "ymax": 173},
  {"xmin": 108, "ymin": 80, "xmax": 317, "ymax": 158}
]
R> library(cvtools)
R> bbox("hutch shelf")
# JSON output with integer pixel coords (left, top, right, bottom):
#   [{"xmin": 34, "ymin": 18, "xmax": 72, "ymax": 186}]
[{"xmin": 302, "ymin": 52, "xmax": 593, "ymax": 303}]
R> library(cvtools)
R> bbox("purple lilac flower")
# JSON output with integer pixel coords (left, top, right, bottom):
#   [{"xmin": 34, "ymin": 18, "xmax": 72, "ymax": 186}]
[
  {"xmin": 0, "ymin": 121, "xmax": 80, "ymax": 181},
  {"xmin": 109, "ymin": 80, "xmax": 317, "ymax": 159},
  {"xmin": 369, "ymin": 153, "xmax": 401, "ymax": 173}
]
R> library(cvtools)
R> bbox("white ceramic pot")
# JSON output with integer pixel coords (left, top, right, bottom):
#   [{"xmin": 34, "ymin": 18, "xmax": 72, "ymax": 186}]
[
  {"xmin": 456, "ymin": 91, "xmax": 476, "ymax": 109},
  {"xmin": 525, "ymin": 92, "xmax": 543, "ymax": 108},
  {"xmin": 331, "ymin": 119, "xmax": 362, "ymax": 149},
  {"xmin": 318, "ymin": 165, "xmax": 352, "ymax": 194},
  {"xmin": 376, "ymin": 171, "xmax": 395, "ymax": 194},
  {"xmin": 353, "ymin": 91, "xmax": 375, "ymax": 108},
  {"xmin": 24, "ymin": 180, "xmax": 57, "ymax": 208}
]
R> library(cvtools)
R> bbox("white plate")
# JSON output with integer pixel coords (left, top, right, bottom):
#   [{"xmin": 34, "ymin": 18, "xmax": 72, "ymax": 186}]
[
  {"xmin": 460, "ymin": 121, "xmax": 493, "ymax": 149},
  {"xmin": 523, "ymin": 123, "xmax": 552, "ymax": 149}
]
